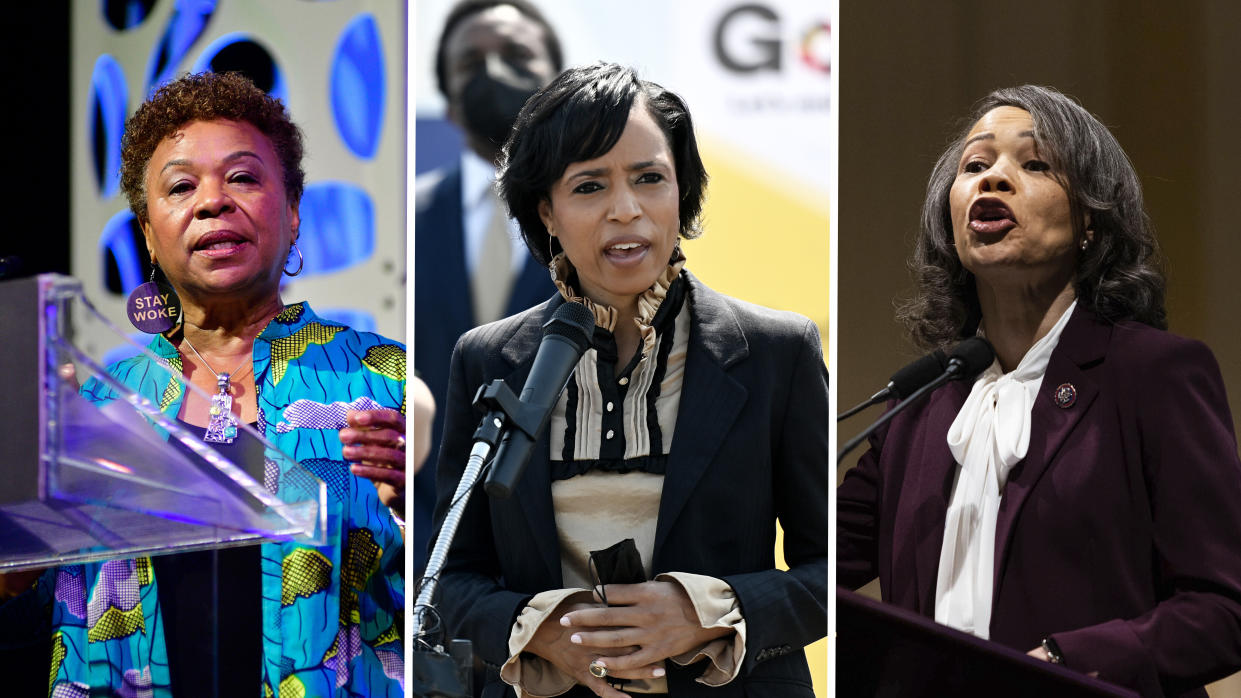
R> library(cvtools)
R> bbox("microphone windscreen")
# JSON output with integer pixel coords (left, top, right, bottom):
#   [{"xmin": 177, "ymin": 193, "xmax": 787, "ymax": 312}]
[
  {"xmin": 948, "ymin": 337, "xmax": 996, "ymax": 380},
  {"xmin": 889, "ymin": 350, "xmax": 948, "ymax": 398},
  {"xmin": 543, "ymin": 301, "xmax": 595, "ymax": 351}
]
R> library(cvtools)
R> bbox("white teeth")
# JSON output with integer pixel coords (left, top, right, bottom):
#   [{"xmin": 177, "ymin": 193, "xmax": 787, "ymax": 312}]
[
  {"xmin": 610, "ymin": 242, "xmax": 641, "ymax": 251},
  {"xmin": 203, "ymin": 241, "xmax": 241, "ymax": 250}
]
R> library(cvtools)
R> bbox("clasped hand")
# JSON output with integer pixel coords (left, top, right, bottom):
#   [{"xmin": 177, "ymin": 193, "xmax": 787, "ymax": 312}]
[{"xmin": 527, "ymin": 581, "xmax": 732, "ymax": 698}]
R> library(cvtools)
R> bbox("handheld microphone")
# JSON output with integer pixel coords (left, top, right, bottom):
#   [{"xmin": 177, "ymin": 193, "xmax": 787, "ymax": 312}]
[
  {"xmin": 838, "ymin": 349, "xmax": 948, "ymax": 422},
  {"xmin": 837, "ymin": 337, "xmax": 995, "ymax": 463},
  {"xmin": 484, "ymin": 302, "xmax": 596, "ymax": 498}
]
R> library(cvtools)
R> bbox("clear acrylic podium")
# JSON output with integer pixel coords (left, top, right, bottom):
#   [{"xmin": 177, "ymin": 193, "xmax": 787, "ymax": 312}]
[{"xmin": 0, "ymin": 274, "xmax": 328, "ymax": 571}]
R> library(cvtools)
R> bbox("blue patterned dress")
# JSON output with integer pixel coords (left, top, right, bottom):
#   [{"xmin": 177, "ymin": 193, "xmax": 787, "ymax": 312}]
[{"xmin": 36, "ymin": 302, "xmax": 405, "ymax": 697}]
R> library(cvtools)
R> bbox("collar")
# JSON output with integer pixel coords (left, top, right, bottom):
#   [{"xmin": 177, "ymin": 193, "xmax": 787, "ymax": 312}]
[
  {"xmin": 149, "ymin": 302, "xmax": 328, "ymax": 355},
  {"xmin": 549, "ymin": 246, "xmax": 688, "ymax": 360}
]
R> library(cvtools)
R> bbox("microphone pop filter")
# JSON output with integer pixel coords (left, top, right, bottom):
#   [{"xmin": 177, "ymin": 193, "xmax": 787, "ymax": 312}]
[
  {"xmin": 889, "ymin": 349, "xmax": 948, "ymax": 399},
  {"xmin": 543, "ymin": 301, "xmax": 595, "ymax": 352},
  {"xmin": 947, "ymin": 337, "xmax": 996, "ymax": 381}
]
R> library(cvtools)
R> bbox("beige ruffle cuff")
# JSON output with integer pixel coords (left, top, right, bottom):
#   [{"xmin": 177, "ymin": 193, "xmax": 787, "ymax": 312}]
[
  {"xmin": 500, "ymin": 573, "xmax": 745, "ymax": 696},
  {"xmin": 657, "ymin": 572, "xmax": 747, "ymax": 687},
  {"xmin": 502, "ymin": 588, "xmax": 594, "ymax": 697}
]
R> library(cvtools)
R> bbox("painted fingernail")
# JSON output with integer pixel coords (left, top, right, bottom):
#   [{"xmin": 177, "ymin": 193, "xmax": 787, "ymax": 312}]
[
  {"xmin": 559, "ymin": 615, "xmax": 571, "ymax": 627},
  {"xmin": 570, "ymin": 633, "xmax": 582, "ymax": 644},
  {"xmin": 652, "ymin": 667, "xmax": 665, "ymax": 677}
]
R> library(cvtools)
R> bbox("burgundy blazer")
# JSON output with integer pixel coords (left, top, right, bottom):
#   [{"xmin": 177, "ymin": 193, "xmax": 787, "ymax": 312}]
[{"xmin": 838, "ymin": 306, "xmax": 1241, "ymax": 698}]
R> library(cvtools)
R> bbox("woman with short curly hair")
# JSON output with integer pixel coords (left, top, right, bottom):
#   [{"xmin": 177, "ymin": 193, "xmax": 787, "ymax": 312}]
[
  {"xmin": 119, "ymin": 71, "xmax": 307, "ymax": 223},
  {"xmin": 5, "ymin": 72, "xmax": 407, "ymax": 697}
]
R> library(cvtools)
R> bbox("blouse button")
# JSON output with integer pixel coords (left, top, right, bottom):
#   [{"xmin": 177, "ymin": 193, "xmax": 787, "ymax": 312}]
[
  {"xmin": 606, "ymin": 401, "xmax": 614, "ymax": 412},
  {"xmin": 618, "ymin": 377, "xmax": 629, "ymax": 386},
  {"xmin": 606, "ymin": 429, "xmax": 615, "ymax": 439}
]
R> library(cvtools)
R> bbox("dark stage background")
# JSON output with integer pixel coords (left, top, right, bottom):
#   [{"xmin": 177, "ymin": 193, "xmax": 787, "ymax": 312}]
[{"xmin": 2, "ymin": 3, "xmax": 71, "ymax": 280}]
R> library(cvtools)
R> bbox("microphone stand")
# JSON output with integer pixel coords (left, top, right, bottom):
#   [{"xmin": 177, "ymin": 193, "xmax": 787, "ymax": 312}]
[
  {"xmin": 412, "ymin": 378, "xmax": 532, "ymax": 697},
  {"xmin": 837, "ymin": 371, "xmax": 953, "ymax": 464},
  {"xmin": 838, "ymin": 393, "xmax": 884, "ymax": 422}
]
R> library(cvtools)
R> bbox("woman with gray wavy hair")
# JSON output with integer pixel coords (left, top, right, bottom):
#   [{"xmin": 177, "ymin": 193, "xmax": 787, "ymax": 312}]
[{"xmin": 839, "ymin": 85, "xmax": 1241, "ymax": 697}]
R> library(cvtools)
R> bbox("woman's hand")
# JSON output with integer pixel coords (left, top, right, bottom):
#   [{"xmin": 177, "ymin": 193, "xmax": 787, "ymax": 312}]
[
  {"xmin": 339, "ymin": 408, "xmax": 406, "ymax": 510},
  {"xmin": 526, "ymin": 599, "xmax": 648, "ymax": 698},
  {"xmin": 411, "ymin": 377, "xmax": 435, "ymax": 474},
  {"xmin": 560, "ymin": 581, "xmax": 733, "ymax": 680}
]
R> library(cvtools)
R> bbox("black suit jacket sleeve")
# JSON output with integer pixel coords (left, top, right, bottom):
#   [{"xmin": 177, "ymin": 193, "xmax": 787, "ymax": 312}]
[{"xmin": 721, "ymin": 317, "xmax": 830, "ymax": 674}]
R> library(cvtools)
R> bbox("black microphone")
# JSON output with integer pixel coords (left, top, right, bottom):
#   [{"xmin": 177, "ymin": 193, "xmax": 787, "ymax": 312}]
[
  {"xmin": 943, "ymin": 336, "xmax": 995, "ymax": 381},
  {"xmin": 838, "ymin": 349, "xmax": 948, "ymax": 422},
  {"xmin": 837, "ymin": 337, "xmax": 995, "ymax": 462},
  {"xmin": 484, "ymin": 302, "xmax": 596, "ymax": 498}
]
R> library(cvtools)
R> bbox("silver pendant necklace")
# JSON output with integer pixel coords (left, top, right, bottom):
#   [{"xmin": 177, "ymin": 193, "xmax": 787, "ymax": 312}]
[{"xmin": 181, "ymin": 334, "xmax": 253, "ymax": 444}]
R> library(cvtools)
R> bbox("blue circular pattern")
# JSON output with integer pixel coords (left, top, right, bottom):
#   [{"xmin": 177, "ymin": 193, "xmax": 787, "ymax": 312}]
[
  {"xmin": 89, "ymin": 55, "xmax": 128, "ymax": 198},
  {"xmin": 330, "ymin": 13, "xmax": 385, "ymax": 159},
  {"xmin": 101, "ymin": 0, "xmax": 157, "ymax": 31},
  {"xmin": 296, "ymin": 181, "xmax": 376, "ymax": 277},
  {"xmin": 191, "ymin": 32, "xmax": 288, "ymax": 105},
  {"xmin": 99, "ymin": 209, "xmax": 145, "ymax": 294},
  {"xmin": 144, "ymin": 0, "xmax": 216, "ymax": 94}
]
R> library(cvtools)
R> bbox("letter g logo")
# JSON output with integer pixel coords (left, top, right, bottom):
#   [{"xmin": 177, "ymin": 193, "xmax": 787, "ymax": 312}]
[{"xmin": 713, "ymin": 4, "xmax": 781, "ymax": 73}]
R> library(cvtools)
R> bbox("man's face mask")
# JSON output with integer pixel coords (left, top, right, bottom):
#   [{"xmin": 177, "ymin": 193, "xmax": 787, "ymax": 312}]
[{"xmin": 460, "ymin": 56, "xmax": 543, "ymax": 150}]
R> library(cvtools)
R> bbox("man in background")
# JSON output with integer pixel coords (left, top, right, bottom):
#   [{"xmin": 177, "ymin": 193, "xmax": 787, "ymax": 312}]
[{"xmin": 414, "ymin": 0, "xmax": 563, "ymax": 575}]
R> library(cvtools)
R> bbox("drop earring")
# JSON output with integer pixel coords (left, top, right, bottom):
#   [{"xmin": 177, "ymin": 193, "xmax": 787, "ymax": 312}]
[{"xmin": 126, "ymin": 265, "xmax": 182, "ymax": 333}]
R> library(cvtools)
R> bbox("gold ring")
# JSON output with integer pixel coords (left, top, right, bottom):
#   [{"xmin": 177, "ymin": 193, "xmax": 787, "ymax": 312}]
[{"xmin": 588, "ymin": 660, "xmax": 608, "ymax": 679}]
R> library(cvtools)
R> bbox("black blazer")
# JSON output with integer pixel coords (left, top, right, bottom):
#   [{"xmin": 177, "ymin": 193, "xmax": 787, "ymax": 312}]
[
  {"xmin": 413, "ymin": 165, "xmax": 554, "ymax": 573},
  {"xmin": 431, "ymin": 272, "xmax": 829, "ymax": 697}
]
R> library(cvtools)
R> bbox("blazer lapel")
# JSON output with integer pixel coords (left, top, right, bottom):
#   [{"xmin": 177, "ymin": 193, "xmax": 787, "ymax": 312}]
[
  {"xmin": 499, "ymin": 298, "xmax": 566, "ymax": 584},
  {"xmin": 912, "ymin": 379, "xmax": 970, "ymax": 613},
  {"xmin": 991, "ymin": 308, "xmax": 1108, "ymax": 598},
  {"xmin": 654, "ymin": 274, "xmax": 748, "ymax": 557}
]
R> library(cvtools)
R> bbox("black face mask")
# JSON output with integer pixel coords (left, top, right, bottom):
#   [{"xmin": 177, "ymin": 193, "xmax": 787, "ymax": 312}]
[{"xmin": 460, "ymin": 65, "xmax": 542, "ymax": 150}]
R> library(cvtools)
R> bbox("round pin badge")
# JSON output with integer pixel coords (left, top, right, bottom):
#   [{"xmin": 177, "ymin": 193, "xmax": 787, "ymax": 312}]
[
  {"xmin": 1053, "ymin": 382, "xmax": 1077, "ymax": 409},
  {"xmin": 126, "ymin": 280, "xmax": 181, "ymax": 333}
]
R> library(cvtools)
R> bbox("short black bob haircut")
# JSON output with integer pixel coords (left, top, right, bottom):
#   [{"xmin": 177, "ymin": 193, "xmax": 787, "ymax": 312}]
[
  {"xmin": 498, "ymin": 62, "xmax": 708, "ymax": 266},
  {"xmin": 434, "ymin": 0, "xmax": 564, "ymax": 101}
]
